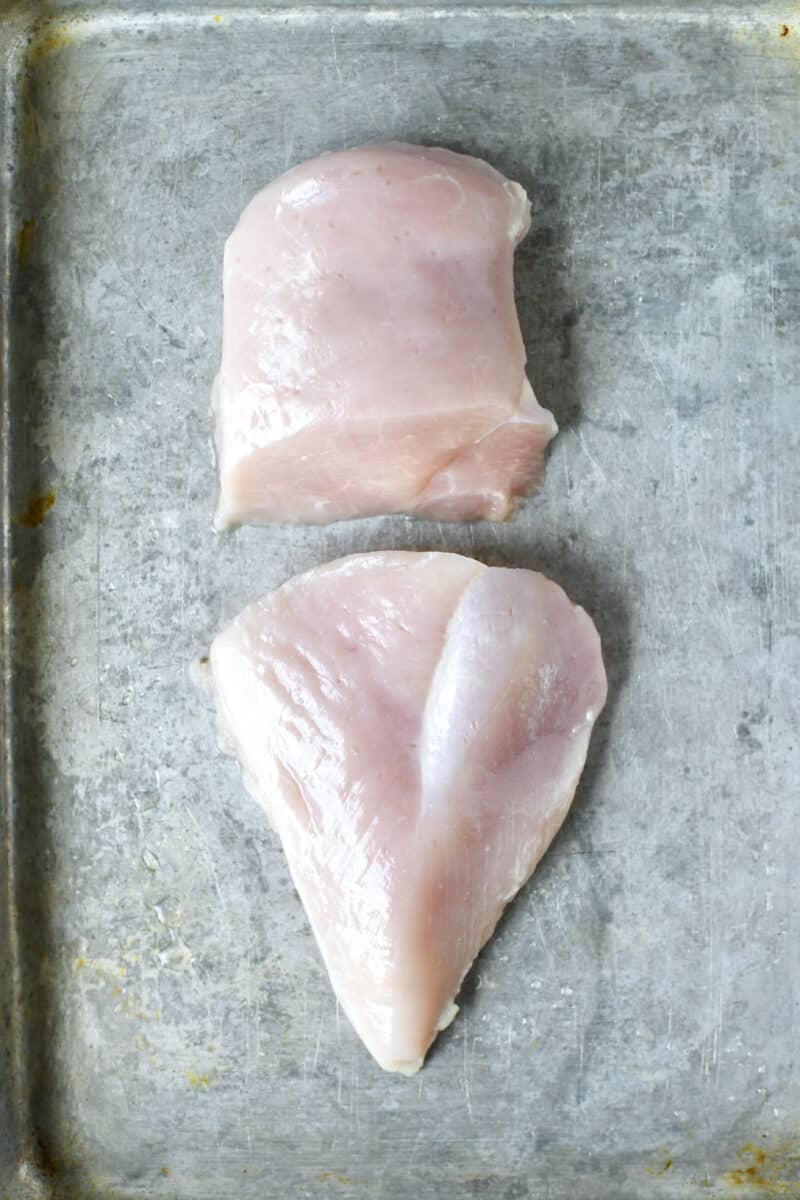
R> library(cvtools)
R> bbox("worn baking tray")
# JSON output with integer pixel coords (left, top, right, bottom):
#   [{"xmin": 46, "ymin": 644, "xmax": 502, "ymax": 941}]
[{"xmin": 1, "ymin": 2, "xmax": 798, "ymax": 1197}]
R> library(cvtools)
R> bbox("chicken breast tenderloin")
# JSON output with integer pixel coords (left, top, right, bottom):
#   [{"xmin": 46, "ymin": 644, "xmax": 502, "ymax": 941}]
[
  {"xmin": 213, "ymin": 143, "xmax": 557, "ymax": 527},
  {"xmin": 203, "ymin": 553, "xmax": 606, "ymax": 1074}
]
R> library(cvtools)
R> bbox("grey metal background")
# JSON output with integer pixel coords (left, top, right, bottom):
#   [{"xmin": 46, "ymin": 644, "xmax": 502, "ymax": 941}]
[{"xmin": 1, "ymin": 3, "xmax": 798, "ymax": 1198}]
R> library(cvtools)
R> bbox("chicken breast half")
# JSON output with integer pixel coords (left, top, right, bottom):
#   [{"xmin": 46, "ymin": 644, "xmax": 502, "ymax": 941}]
[
  {"xmin": 203, "ymin": 552, "xmax": 606, "ymax": 1074},
  {"xmin": 213, "ymin": 143, "xmax": 557, "ymax": 527}
]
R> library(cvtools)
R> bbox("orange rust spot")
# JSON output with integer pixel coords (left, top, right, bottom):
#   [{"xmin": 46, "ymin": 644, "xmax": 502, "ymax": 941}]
[{"xmin": 17, "ymin": 490, "xmax": 56, "ymax": 527}]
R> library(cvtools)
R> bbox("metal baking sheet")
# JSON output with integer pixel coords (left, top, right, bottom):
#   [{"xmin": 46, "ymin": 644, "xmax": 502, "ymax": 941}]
[{"xmin": 1, "ymin": 3, "xmax": 798, "ymax": 1197}]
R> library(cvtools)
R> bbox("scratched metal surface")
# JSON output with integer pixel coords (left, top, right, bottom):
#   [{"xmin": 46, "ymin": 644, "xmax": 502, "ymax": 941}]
[{"xmin": 1, "ymin": 3, "xmax": 799, "ymax": 1198}]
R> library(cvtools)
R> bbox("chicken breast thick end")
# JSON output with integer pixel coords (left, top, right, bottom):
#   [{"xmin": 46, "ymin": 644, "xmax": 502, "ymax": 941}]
[{"xmin": 213, "ymin": 143, "xmax": 557, "ymax": 527}]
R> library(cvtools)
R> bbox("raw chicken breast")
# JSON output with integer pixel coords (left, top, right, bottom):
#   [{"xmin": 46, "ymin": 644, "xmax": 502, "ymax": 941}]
[
  {"xmin": 203, "ymin": 552, "xmax": 606, "ymax": 1074},
  {"xmin": 213, "ymin": 143, "xmax": 557, "ymax": 527}
]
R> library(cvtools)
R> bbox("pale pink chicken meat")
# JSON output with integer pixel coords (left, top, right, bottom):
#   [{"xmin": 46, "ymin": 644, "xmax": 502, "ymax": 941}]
[
  {"xmin": 213, "ymin": 143, "xmax": 557, "ymax": 527},
  {"xmin": 203, "ymin": 552, "xmax": 606, "ymax": 1074}
]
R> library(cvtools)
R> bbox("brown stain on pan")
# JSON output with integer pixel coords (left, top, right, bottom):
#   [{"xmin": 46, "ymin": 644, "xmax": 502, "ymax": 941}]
[
  {"xmin": 16, "ymin": 219, "xmax": 35, "ymax": 268},
  {"xmin": 28, "ymin": 21, "xmax": 75, "ymax": 63},
  {"xmin": 15, "ymin": 491, "xmax": 56, "ymax": 527},
  {"xmin": 732, "ymin": 9, "xmax": 800, "ymax": 67},
  {"xmin": 722, "ymin": 1140, "xmax": 800, "ymax": 1195}
]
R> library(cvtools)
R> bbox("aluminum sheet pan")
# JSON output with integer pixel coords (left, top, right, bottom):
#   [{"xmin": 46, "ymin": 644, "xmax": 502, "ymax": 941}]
[{"xmin": 1, "ymin": 3, "xmax": 798, "ymax": 1198}]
